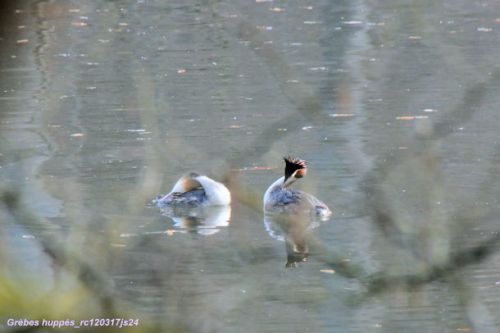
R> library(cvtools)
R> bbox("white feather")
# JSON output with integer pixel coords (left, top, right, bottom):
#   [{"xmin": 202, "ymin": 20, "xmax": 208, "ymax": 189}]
[{"xmin": 195, "ymin": 175, "xmax": 231, "ymax": 206}]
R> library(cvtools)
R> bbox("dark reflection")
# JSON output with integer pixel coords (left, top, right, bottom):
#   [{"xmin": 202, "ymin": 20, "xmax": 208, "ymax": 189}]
[
  {"xmin": 161, "ymin": 206, "xmax": 231, "ymax": 236},
  {"xmin": 264, "ymin": 212, "xmax": 323, "ymax": 268}
]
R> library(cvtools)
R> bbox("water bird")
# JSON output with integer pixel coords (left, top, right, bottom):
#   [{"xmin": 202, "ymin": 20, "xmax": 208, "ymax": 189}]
[
  {"xmin": 263, "ymin": 156, "xmax": 331, "ymax": 267},
  {"xmin": 263, "ymin": 156, "xmax": 331, "ymax": 220},
  {"xmin": 156, "ymin": 172, "xmax": 231, "ymax": 207}
]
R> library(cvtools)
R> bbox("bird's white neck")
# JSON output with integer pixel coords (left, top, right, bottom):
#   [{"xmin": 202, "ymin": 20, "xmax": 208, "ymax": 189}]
[{"xmin": 263, "ymin": 176, "xmax": 285, "ymax": 204}]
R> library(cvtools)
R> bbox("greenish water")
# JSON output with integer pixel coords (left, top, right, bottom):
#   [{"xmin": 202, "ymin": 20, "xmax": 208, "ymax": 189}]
[{"xmin": 1, "ymin": 1, "xmax": 499, "ymax": 332}]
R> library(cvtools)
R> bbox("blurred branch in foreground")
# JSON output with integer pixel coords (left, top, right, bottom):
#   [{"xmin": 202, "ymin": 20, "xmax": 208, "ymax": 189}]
[
  {"xmin": 0, "ymin": 188, "xmax": 171, "ymax": 333},
  {"xmin": 363, "ymin": 230, "xmax": 500, "ymax": 295},
  {"xmin": 222, "ymin": 8, "xmax": 500, "ymax": 302},
  {"xmin": 1, "ymin": 189, "xmax": 116, "ymax": 316}
]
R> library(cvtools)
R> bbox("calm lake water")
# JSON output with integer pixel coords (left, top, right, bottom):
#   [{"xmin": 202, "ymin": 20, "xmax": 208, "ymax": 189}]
[{"xmin": 1, "ymin": 0, "xmax": 499, "ymax": 332}]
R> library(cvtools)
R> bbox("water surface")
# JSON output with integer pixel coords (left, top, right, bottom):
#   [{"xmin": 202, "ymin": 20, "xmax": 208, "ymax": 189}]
[{"xmin": 1, "ymin": 1, "xmax": 499, "ymax": 332}]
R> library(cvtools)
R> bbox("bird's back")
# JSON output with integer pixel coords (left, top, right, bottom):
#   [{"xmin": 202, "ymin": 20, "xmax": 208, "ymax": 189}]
[{"xmin": 265, "ymin": 186, "xmax": 331, "ymax": 220}]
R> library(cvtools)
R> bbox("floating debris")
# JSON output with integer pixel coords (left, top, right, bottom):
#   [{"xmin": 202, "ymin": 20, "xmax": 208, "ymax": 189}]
[
  {"xmin": 256, "ymin": 25, "xmax": 273, "ymax": 31},
  {"xmin": 309, "ymin": 66, "xmax": 328, "ymax": 71},
  {"xmin": 343, "ymin": 20, "xmax": 363, "ymax": 25},
  {"xmin": 302, "ymin": 126, "xmax": 314, "ymax": 131},
  {"xmin": 120, "ymin": 230, "xmax": 177, "ymax": 238},
  {"xmin": 269, "ymin": 7, "xmax": 284, "ymax": 12},
  {"xmin": 177, "ymin": 68, "xmax": 187, "ymax": 74},
  {"xmin": 232, "ymin": 166, "xmax": 275, "ymax": 172},
  {"xmin": 320, "ymin": 269, "xmax": 335, "ymax": 274},
  {"xmin": 396, "ymin": 115, "xmax": 429, "ymax": 120},
  {"xmin": 70, "ymin": 133, "xmax": 84, "ymax": 137},
  {"xmin": 329, "ymin": 113, "xmax": 354, "ymax": 118},
  {"xmin": 71, "ymin": 21, "xmax": 87, "ymax": 27},
  {"xmin": 125, "ymin": 129, "xmax": 147, "ymax": 132},
  {"xmin": 477, "ymin": 27, "xmax": 492, "ymax": 32},
  {"xmin": 456, "ymin": 328, "xmax": 471, "ymax": 332},
  {"xmin": 16, "ymin": 39, "xmax": 29, "ymax": 44}
]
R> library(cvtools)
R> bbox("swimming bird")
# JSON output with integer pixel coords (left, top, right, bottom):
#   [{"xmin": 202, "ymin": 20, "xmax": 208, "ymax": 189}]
[
  {"xmin": 263, "ymin": 156, "xmax": 331, "ymax": 220},
  {"xmin": 156, "ymin": 172, "xmax": 231, "ymax": 207}
]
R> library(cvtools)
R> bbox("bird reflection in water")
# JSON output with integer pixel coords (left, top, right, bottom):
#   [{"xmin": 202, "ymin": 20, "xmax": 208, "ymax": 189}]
[
  {"xmin": 161, "ymin": 205, "xmax": 231, "ymax": 236},
  {"xmin": 264, "ymin": 212, "xmax": 324, "ymax": 267}
]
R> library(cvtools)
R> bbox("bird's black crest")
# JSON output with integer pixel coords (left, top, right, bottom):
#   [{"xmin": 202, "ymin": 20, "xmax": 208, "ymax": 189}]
[{"xmin": 283, "ymin": 156, "xmax": 307, "ymax": 180}]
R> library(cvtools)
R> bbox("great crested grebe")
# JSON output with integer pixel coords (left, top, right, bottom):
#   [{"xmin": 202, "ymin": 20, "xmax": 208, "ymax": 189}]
[
  {"xmin": 263, "ymin": 156, "xmax": 331, "ymax": 220},
  {"xmin": 156, "ymin": 172, "xmax": 231, "ymax": 207}
]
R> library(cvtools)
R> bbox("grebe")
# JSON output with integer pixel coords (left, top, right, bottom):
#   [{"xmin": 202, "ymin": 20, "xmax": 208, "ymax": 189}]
[
  {"xmin": 156, "ymin": 172, "xmax": 231, "ymax": 207},
  {"xmin": 263, "ymin": 156, "xmax": 331, "ymax": 220}
]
